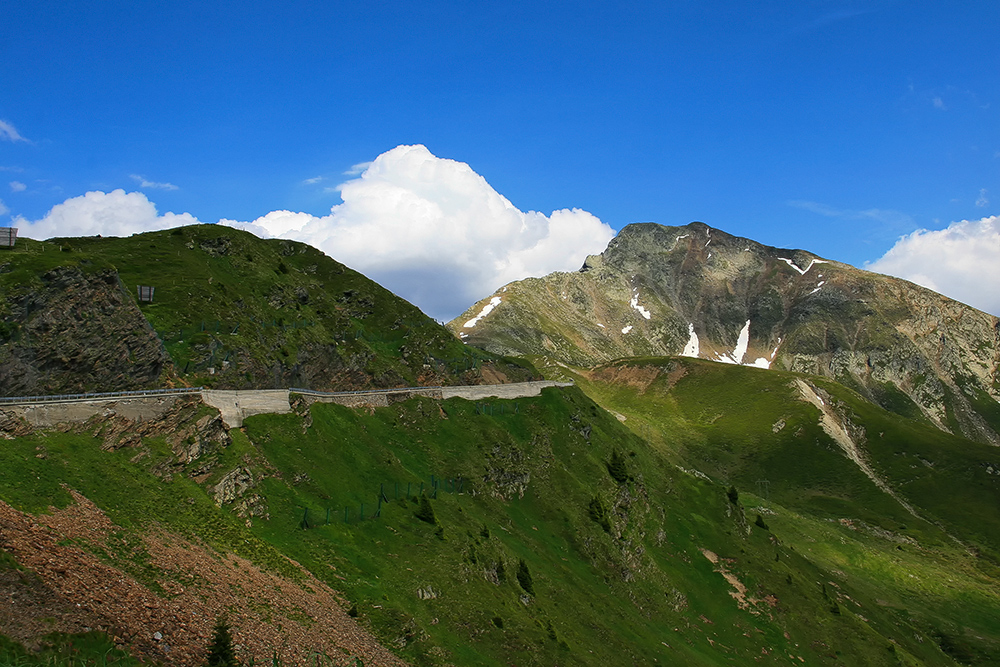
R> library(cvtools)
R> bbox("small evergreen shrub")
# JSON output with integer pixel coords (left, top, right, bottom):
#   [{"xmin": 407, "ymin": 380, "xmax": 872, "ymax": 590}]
[
  {"xmin": 727, "ymin": 485, "xmax": 739, "ymax": 505},
  {"xmin": 588, "ymin": 495, "xmax": 611, "ymax": 532},
  {"xmin": 607, "ymin": 450, "xmax": 628, "ymax": 484},
  {"xmin": 205, "ymin": 617, "xmax": 240, "ymax": 667},
  {"xmin": 516, "ymin": 558, "xmax": 534, "ymax": 595},
  {"xmin": 414, "ymin": 494, "xmax": 436, "ymax": 524}
]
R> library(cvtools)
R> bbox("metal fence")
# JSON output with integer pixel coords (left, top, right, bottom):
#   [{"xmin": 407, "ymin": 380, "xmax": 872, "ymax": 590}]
[
  {"xmin": 298, "ymin": 474, "xmax": 468, "ymax": 528},
  {"xmin": 0, "ymin": 386, "xmax": 204, "ymax": 406}
]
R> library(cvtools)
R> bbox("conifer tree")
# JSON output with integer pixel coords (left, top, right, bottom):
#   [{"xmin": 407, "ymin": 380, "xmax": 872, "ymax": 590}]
[
  {"xmin": 516, "ymin": 558, "xmax": 534, "ymax": 595},
  {"xmin": 415, "ymin": 493, "xmax": 437, "ymax": 524},
  {"xmin": 205, "ymin": 617, "xmax": 240, "ymax": 667},
  {"xmin": 607, "ymin": 450, "xmax": 628, "ymax": 483}
]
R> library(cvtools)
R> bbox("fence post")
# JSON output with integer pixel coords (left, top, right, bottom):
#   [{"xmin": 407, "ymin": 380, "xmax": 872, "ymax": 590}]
[
  {"xmin": 325, "ymin": 508, "xmax": 331, "ymax": 525},
  {"xmin": 300, "ymin": 507, "xmax": 309, "ymax": 530}
]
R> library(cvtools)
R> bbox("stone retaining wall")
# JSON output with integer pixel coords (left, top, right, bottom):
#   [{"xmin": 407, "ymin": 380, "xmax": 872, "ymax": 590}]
[
  {"xmin": 441, "ymin": 381, "xmax": 573, "ymax": 401},
  {"xmin": 4, "ymin": 395, "xmax": 181, "ymax": 428},
  {"xmin": 301, "ymin": 388, "xmax": 444, "ymax": 410}
]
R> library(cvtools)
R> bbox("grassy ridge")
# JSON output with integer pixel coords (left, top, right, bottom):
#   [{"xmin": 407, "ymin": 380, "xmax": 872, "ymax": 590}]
[{"xmin": 1, "ymin": 227, "xmax": 534, "ymax": 392}]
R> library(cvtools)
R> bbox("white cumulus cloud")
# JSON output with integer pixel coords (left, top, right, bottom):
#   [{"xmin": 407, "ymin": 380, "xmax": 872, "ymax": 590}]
[
  {"xmin": 0, "ymin": 199, "xmax": 8, "ymax": 216},
  {"xmin": 14, "ymin": 189, "xmax": 199, "ymax": 240},
  {"xmin": 10, "ymin": 181, "xmax": 26, "ymax": 192},
  {"xmin": 866, "ymin": 215, "xmax": 1000, "ymax": 316},
  {"xmin": 221, "ymin": 144, "xmax": 615, "ymax": 320}
]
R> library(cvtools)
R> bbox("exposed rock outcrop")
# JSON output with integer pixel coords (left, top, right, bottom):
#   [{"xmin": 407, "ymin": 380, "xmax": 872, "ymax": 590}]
[{"xmin": 0, "ymin": 266, "xmax": 171, "ymax": 396}]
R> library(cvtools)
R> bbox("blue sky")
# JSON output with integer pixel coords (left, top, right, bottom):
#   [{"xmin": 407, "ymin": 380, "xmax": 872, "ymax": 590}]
[{"xmin": 3, "ymin": 1, "xmax": 999, "ymax": 318}]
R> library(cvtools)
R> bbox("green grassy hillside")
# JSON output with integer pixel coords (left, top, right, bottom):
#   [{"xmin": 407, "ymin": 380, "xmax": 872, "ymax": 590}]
[
  {"xmin": 1, "ymin": 384, "xmax": 988, "ymax": 665},
  {"xmin": 0, "ymin": 226, "xmax": 534, "ymax": 395},
  {"xmin": 557, "ymin": 357, "xmax": 1000, "ymax": 664}
]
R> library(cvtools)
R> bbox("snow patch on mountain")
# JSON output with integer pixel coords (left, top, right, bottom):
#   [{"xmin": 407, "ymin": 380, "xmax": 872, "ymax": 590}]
[
  {"xmin": 778, "ymin": 257, "xmax": 828, "ymax": 275},
  {"xmin": 749, "ymin": 338, "xmax": 782, "ymax": 369},
  {"xmin": 733, "ymin": 320, "xmax": 751, "ymax": 363},
  {"xmin": 464, "ymin": 296, "xmax": 502, "ymax": 328},
  {"xmin": 715, "ymin": 320, "xmax": 751, "ymax": 364},
  {"xmin": 630, "ymin": 291, "xmax": 652, "ymax": 319},
  {"xmin": 681, "ymin": 324, "xmax": 700, "ymax": 358}
]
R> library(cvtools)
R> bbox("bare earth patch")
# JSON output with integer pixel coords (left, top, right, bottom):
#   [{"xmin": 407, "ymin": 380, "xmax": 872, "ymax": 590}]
[
  {"xmin": 700, "ymin": 548, "xmax": 762, "ymax": 614},
  {"xmin": 587, "ymin": 364, "xmax": 663, "ymax": 394},
  {"xmin": 0, "ymin": 491, "xmax": 405, "ymax": 666}
]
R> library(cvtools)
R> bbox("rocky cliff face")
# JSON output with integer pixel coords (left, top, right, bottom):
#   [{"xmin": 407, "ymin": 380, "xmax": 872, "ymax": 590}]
[
  {"xmin": 449, "ymin": 222, "xmax": 1000, "ymax": 444},
  {"xmin": 0, "ymin": 265, "xmax": 171, "ymax": 395}
]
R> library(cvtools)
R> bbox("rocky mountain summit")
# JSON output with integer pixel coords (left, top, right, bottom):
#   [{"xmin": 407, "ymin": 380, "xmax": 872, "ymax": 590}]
[{"xmin": 450, "ymin": 222, "xmax": 1000, "ymax": 444}]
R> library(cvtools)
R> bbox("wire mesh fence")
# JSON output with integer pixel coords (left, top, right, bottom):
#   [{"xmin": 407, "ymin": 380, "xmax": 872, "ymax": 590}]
[{"xmin": 297, "ymin": 474, "xmax": 469, "ymax": 529}]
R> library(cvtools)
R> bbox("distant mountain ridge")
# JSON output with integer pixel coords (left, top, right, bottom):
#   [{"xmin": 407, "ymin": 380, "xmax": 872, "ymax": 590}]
[{"xmin": 449, "ymin": 221, "xmax": 1000, "ymax": 444}]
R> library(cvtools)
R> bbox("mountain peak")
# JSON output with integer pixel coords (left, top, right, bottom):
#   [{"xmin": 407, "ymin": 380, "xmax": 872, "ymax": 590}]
[{"xmin": 451, "ymin": 221, "xmax": 1000, "ymax": 445}]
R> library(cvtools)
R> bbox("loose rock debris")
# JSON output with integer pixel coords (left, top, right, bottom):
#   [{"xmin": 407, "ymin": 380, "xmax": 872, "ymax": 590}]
[{"xmin": 0, "ymin": 490, "xmax": 406, "ymax": 666}]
